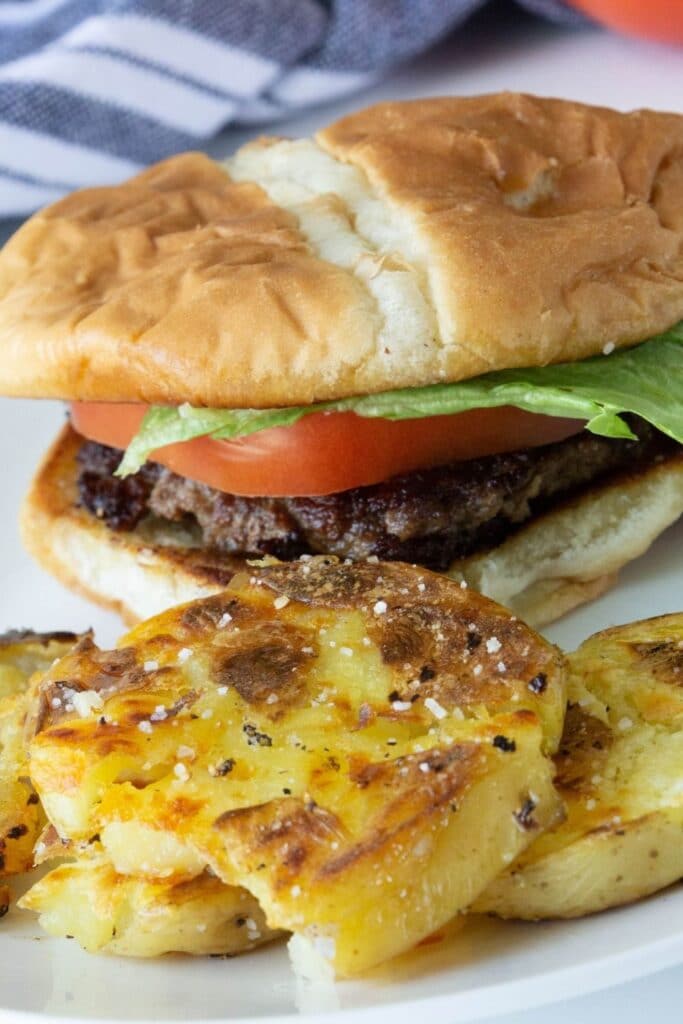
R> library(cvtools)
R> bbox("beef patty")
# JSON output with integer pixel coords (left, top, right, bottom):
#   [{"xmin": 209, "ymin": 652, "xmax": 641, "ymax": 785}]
[{"xmin": 76, "ymin": 422, "xmax": 674, "ymax": 571}]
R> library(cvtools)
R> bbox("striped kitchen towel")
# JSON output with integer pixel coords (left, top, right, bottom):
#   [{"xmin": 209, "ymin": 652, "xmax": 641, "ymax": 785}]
[{"xmin": 0, "ymin": 0, "xmax": 584, "ymax": 217}]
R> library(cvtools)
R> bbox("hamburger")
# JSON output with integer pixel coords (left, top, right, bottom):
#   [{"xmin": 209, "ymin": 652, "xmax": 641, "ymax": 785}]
[{"xmin": 0, "ymin": 92, "xmax": 681, "ymax": 626}]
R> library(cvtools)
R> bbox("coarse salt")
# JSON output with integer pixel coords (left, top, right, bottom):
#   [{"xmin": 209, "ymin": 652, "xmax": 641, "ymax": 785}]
[
  {"xmin": 339, "ymin": 646, "xmax": 353, "ymax": 657},
  {"xmin": 218, "ymin": 612, "xmax": 232, "ymax": 628},
  {"xmin": 424, "ymin": 696, "xmax": 447, "ymax": 720},
  {"xmin": 392, "ymin": 700, "xmax": 412, "ymax": 712},
  {"xmin": 373, "ymin": 600, "xmax": 388, "ymax": 615},
  {"xmin": 273, "ymin": 594, "xmax": 290, "ymax": 610},
  {"xmin": 138, "ymin": 720, "xmax": 153, "ymax": 734},
  {"xmin": 174, "ymin": 762, "xmax": 190, "ymax": 782},
  {"xmin": 71, "ymin": 690, "xmax": 104, "ymax": 717},
  {"xmin": 143, "ymin": 660, "xmax": 159, "ymax": 672},
  {"xmin": 177, "ymin": 647, "xmax": 193, "ymax": 664},
  {"xmin": 485, "ymin": 637, "xmax": 501, "ymax": 654},
  {"xmin": 602, "ymin": 341, "xmax": 615, "ymax": 355}
]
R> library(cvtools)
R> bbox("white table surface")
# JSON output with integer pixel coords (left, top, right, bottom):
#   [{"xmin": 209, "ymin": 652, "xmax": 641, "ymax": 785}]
[{"xmin": 0, "ymin": 4, "xmax": 681, "ymax": 1019}]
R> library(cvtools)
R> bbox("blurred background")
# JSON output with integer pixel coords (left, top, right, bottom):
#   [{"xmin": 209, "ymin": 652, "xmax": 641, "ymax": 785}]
[{"xmin": 1, "ymin": 0, "xmax": 681, "ymax": 243}]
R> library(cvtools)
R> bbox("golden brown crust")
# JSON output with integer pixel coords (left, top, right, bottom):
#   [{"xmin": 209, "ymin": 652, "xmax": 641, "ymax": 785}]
[
  {"xmin": 0, "ymin": 153, "xmax": 376, "ymax": 406},
  {"xmin": 2, "ymin": 95, "xmax": 683, "ymax": 405},
  {"xmin": 320, "ymin": 93, "xmax": 683, "ymax": 374},
  {"xmin": 20, "ymin": 424, "xmax": 245, "ymax": 625},
  {"xmin": 26, "ymin": 558, "xmax": 565, "ymax": 973},
  {"xmin": 474, "ymin": 612, "xmax": 683, "ymax": 920}
]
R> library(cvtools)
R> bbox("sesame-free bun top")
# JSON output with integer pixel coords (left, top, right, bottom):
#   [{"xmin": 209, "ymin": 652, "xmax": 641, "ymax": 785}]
[{"xmin": 1, "ymin": 92, "xmax": 683, "ymax": 407}]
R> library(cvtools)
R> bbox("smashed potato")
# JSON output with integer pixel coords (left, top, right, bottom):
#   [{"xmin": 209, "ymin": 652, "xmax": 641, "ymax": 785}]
[
  {"xmin": 23, "ymin": 558, "xmax": 565, "ymax": 974},
  {"xmin": 21, "ymin": 849, "xmax": 278, "ymax": 956},
  {"xmin": 476, "ymin": 613, "xmax": 683, "ymax": 919},
  {"xmin": 0, "ymin": 630, "xmax": 79, "ymax": 912}
]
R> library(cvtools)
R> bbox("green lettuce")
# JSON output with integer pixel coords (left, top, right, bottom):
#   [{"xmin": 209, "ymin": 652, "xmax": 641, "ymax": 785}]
[{"xmin": 117, "ymin": 324, "xmax": 683, "ymax": 477}]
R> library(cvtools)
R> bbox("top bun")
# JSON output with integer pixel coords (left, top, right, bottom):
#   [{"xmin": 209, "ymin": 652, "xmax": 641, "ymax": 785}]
[{"xmin": 1, "ymin": 93, "xmax": 682, "ymax": 408}]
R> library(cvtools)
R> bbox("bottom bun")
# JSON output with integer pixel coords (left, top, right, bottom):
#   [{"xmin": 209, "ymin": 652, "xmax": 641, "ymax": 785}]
[
  {"xmin": 21, "ymin": 425, "xmax": 683, "ymax": 628},
  {"xmin": 449, "ymin": 447, "xmax": 683, "ymax": 626},
  {"xmin": 21, "ymin": 426, "xmax": 246, "ymax": 626}
]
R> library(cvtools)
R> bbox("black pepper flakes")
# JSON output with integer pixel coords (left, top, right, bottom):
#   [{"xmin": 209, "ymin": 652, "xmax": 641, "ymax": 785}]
[
  {"xmin": 514, "ymin": 796, "xmax": 538, "ymax": 831},
  {"xmin": 419, "ymin": 665, "xmax": 436, "ymax": 682},
  {"xmin": 493, "ymin": 735, "xmax": 516, "ymax": 753},
  {"xmin": 0, "ymin": 902, "xmax": 8, "ymax": 919},
  {"xmin": 242, "ymin": 723, "xmax": 272, "ymax": 748},
  {"xmin": 215, "ymin": 758, "xmax": 236, "ymax": 776},
  {"xmin": 466, "ymin": 631, "xmax": 482, "ymax": 652},
  {"xmin": 7, "ymin": 824, "xmax": 29, "ymax": 840},
  {"xmin": 27, "ymin": 793, "xmax": 39, "ymax": 806},
  {"xmin": 528, "ymin": 673, "xmax": 547, "ymax": 694}
]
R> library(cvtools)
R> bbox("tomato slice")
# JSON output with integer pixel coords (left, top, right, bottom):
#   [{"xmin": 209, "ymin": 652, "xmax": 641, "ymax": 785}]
[{"xmin": 70, "ymin": 402, "xmax": 583, "ymax": 498}]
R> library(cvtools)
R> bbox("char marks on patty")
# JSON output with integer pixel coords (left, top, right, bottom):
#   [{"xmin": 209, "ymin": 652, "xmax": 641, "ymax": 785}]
[{"xmin": 76, "ymin": 423, "xmax": 673, "ymax": 571}]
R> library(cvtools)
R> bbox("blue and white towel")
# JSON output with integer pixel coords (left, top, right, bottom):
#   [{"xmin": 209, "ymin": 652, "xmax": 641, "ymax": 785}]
[{"xmin": 0, "ymin": 0, "xmax": 584, "ymax": 217}]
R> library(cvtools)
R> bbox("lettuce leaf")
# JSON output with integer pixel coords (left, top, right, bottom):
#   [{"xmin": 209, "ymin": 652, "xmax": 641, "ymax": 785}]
[{"xmin": 117, "ymin": 325, "xmax": 683, "ymax": 477}]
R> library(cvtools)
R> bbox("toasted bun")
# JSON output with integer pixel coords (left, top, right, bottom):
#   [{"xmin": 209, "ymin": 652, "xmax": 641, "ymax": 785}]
[
  {"xmin": 20, "ymin": 426, "xmax": 245, "ymax": 626},
  {"xmin": 450, "ymin": 450, "xmax": 683, "ymax": 625},
  {"xmin": 2, "ymin": 94, "xmax": 683, "ymax": 406},
  {"xmin": 21, "ymin": 426, "xmax": 683, "ymax": 628}
]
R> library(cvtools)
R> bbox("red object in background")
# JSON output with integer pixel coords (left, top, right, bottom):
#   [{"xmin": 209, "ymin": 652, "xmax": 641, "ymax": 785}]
[{"xmin": 568, "ymin": 0, "xmax": 683, "ymax": 44}]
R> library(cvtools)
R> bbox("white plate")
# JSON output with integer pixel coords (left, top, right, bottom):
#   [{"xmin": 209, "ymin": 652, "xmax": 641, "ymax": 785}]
[
  {"xmin": 0, "ymin": 396, "xmax": 682, "ymax": 1024},
  {"xmin": 3, "ymin": 12, "xmax": 683, "ymax": 1021}
]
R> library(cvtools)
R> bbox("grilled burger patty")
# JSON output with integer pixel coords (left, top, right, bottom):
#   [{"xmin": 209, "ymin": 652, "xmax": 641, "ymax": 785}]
[{"xmin": 76, "ymin": 423, "xmax": 673, "ymax": 571}]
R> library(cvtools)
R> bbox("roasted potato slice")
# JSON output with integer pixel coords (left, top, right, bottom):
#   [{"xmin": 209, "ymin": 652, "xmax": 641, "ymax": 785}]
[
  {"xmin": 25, "ymin": 558, "xmax": 565, "ymax": 975},
  {"xmin": 0, "ymin": 630, "xmax": 79, "ymax": 886},
  {"xmin": 475, "ymin": 613, "xmax": 683, "ymax": 919},
  {"xmin": 20, "ymin": 851, "xmax": 277, "ymax": 956}
]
